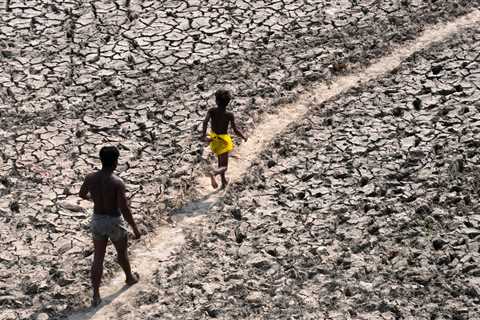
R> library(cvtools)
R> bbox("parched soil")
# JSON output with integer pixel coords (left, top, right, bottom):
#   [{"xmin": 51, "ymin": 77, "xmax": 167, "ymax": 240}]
[
  {"xmin": 1, "ymin": 0, "xmax": 480, "ymax": 319},
  {"xmin": 126, "ymin": 28, "xmax": 480, "ymax": 319}
]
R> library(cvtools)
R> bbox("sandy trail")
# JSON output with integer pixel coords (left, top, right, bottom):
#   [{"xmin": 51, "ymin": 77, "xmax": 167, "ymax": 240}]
[{"xmin": 68, "ymin": 10, "xmax": 480, "ymax": 320}]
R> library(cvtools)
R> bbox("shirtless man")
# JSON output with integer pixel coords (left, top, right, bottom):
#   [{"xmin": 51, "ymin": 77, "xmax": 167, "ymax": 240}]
[
  {"xmin": 201, "ymin": 89, "xmax": 247, "ymax": 189},
  {"xmin": 79, "ymin": 146, "xmax": 141, "ymax": 307}
]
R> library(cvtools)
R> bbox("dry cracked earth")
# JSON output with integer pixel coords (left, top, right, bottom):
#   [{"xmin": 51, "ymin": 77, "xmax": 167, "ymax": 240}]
[
  {"xmin": 1, "ymin": 0, "xmax": 480, "ymax": 319},
  {"xmin": 143, "ymin": 28, "xmax": 480, "ymax": 320}
]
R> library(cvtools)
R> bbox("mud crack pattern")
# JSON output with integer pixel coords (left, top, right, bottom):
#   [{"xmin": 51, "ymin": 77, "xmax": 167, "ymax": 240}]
[
  {"xmin": 136, "ymin": 29, "xmax": 480, "ymax": 320},
  {"xmin": 1, "ymin": 0, "xmax": 480, "ymax": 319}
]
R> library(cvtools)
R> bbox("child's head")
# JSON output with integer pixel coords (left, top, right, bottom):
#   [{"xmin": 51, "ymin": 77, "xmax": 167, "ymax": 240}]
[{"xmin": 215, "ymin": 89, "xmax": 231, "ymax": 109}]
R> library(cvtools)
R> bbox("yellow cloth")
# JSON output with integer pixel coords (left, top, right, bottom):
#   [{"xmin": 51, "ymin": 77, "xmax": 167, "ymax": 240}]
[{"xmin": 209, "ymin": 132, "xmax": 234, "ymax": 156}]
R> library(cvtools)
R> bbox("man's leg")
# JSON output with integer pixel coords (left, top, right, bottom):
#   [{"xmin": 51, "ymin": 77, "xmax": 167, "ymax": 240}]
[
  {"xmin": 91, "ymin": 238, "xmax": 108, "ymax": 306},
  {"xmin": 218, "ymin": 153, "xmax": 229, "ymax": 189},
  {"xmin": 111, "ymin": 236, "xmax": 139, "ymax": 285}
]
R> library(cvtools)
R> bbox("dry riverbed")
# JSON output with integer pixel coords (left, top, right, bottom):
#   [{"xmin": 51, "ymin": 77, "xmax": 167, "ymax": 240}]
[
  {"xmin": 127, "ymin": 27, "xmax": 480, "ymax": 320},
  {"xmin": 1, "ymin": 1, "xmax": 480, "ymax": 319}
]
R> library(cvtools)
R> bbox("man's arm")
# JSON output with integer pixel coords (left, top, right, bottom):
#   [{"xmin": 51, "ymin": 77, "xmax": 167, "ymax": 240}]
[
  {"xmin": 231, "ymin": 114, "xmax": 247, "ymax": 141},
  {"xmin": 201, "ymin": 109, "xmax": 211, "ymax": 141},
  {"xmin": 117, "ymin": 180, "xmax": 141, "ymax": 239},
  {"xmin": 79, "ymin": 175, "xmax": 91, "ymax": 200}
]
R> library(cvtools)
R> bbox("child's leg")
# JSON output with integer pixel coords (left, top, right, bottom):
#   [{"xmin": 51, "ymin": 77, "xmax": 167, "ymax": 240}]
[
  {"xmin": 218, "ymin": 153, "xmax": 229, "ymax": 189},
  {"xmin": 208, "ymin": 153, "xmax": 228, "ymax": 189},
  {"xmin": 208, "ymin": 171, "xmax": 218, "ymax": 189}
]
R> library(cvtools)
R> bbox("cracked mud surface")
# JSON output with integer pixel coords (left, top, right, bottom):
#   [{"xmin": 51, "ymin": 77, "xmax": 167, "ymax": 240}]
[
  {"xmin": 1, "ymin": 0, "xmax": 480, "ymax": 319},
  {"xmin": 126, "ymin": 29, "xmax": 480, "ymax": 319}
]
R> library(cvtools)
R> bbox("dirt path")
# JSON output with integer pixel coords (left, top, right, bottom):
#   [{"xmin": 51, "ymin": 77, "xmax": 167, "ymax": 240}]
[{"xmin": 68, "ymin": 9, "xmax": 480, "ymax": 320}]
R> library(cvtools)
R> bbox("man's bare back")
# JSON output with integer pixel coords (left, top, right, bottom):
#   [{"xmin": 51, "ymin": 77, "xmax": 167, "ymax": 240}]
[{"xmin": 83, "ymin": 171, "xmax": 124, "ymax": 216}]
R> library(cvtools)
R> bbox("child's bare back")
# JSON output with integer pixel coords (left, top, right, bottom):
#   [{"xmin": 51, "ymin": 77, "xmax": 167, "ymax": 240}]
[{"xmin": 209, "ymin": 108, "xmax": 233, "ymax": 134}]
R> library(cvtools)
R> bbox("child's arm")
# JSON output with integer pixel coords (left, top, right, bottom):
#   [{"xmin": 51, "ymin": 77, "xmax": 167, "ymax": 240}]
[
  {"xmin": 201, "ymin": 110, "xmax": 211, "ymax": 142},
  {"xmin": 231, "ymin": 114, "xmax": 247, "ymax": 142}
]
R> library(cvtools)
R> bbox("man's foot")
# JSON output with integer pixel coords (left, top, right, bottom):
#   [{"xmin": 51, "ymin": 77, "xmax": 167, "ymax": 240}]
[
  {"xmin": 92, "ymin": 295, "xmax": 102, "ymax": 307},
  {"xmin": 208, "ymin": 173, "xmax": 218, "ymax": 189},
  {"xmin": 126, "ymin": 272, "xmax": 139, "ymax": 286}
]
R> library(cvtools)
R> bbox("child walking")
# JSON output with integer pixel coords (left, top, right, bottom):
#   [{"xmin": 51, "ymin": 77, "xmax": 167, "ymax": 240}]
[{"xmin": 201, "ymin": 89, "xmax": 247, "ymax": 189}]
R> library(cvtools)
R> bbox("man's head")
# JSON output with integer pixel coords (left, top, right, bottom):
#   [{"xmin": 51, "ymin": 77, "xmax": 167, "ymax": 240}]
[
  {"xmin": 99, "ymin": 146, "xmax": 119, "ymax": 170},
  {"xmin": 215, "ymin": 89, "xmax": 231, "ymax": 109}
]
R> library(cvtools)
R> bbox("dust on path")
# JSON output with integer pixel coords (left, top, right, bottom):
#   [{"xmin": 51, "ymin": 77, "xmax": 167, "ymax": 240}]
[{"xmin": 68, "ymin": 9, "xmax": 480, "ymax": 320}]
